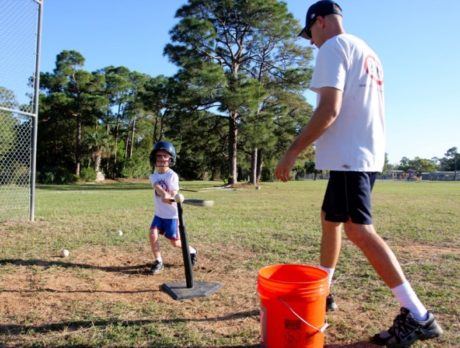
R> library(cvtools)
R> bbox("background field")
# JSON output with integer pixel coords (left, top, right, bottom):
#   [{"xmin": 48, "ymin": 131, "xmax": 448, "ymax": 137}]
[{"xmin": 1, "ymin": 180, "xmax": 459, "ymax": 347}]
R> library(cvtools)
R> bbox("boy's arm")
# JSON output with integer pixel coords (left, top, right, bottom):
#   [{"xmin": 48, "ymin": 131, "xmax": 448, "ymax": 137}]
[{"xmin": 154, "ymin": 184, "xmax": 176, "ymax": 204}]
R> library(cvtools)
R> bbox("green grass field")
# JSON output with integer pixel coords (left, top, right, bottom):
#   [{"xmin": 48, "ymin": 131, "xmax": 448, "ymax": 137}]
[{"xmin": 1, "ymin": 180, "xmax": 459, "ymax": 347}]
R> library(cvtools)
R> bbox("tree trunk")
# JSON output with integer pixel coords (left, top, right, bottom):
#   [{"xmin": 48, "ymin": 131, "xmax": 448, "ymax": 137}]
[
  {"xmin": 256, "ymin": 148, "xmax": 263, "ymax": 183},
  {"xmin": 251, "ymin": 147, "xmax": 258, "ymax": 185},
  {"xmin": 124, "ymin": 126, "xmax": 130, "ymax": 159},
  {"xmin": 75, "ymin": 115, "xmax": 82, "ymax": 177},
  {"xmin": 114, "ymin": 103, "xmax": 121, "ymax": 164},
  {"xmin": 94, "ymin": 150, "xmax": 102, "ymax": 173},
  {"xmin": 129, "ymin": 117, "xmax": 136, "ymax": 158},
  {"xmin": 228, "ymin": 111, "xmax": 238, "ymax": 185}
]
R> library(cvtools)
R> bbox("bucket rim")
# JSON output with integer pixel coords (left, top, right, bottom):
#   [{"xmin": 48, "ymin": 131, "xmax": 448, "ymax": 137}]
[{"xmin": 258, "ymin": 263, "xmax": 328, "ymax": 285}]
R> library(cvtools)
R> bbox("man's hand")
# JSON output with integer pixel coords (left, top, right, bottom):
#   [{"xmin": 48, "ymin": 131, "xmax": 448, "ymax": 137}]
[{"xmin": 275, "ymin": 151, "xmax": 297, "ymax": 182}]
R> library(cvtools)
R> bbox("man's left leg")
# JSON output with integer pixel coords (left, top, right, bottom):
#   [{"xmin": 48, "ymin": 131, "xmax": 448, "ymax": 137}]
[
  {"xmin": 344, "ymin": 222, "xmax": 442, "ymax": 346},
  {"xmin": 320, "ymin": 211, "xmax": 342, "ymax": 311}
]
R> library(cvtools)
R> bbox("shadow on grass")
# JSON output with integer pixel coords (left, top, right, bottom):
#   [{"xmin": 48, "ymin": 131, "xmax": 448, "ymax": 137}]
[
  {"xmin": 0, "ymin": 287, "xmax": 157, "ymax": 294},
  {"xmin": 37, "ymin": 183, "xmax": 151, "ymax": 191},
  {"xmin": 326, "ymin": 343, "xmax": 380, "ymax": 348},
  {"xmin": 0, "ymin": 258, "xmax": 157, "ymax": 275},
  {"xmin": 37, "ymin": 183, "xmax": 225, "ymax": 192},
  {"xmin": 0, "ymin": 313, "xmax": 380, "ymax": 347},
  {"xmin": 0, "ymin": 310, "xmax": 260, "ymax": 343}
]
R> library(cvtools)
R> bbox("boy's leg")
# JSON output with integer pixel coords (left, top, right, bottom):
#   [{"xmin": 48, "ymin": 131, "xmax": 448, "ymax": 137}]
[
  {"xmin": 149, "ymin": 227, "xmax": 164, "ymax": 274},
  {"xmin": 164, "ymin": 218, "xmax": 198, "ymax": 265},
  {"xmin": 169, "ymin": 239, "xmax": 198, "ymax": 265},
  {"xmin": 149, "ymin": 228, "xmax": 162, "ymax": 261}
]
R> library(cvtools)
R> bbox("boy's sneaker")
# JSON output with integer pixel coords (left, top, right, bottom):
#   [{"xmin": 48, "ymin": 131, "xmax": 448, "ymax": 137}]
[
  {"xmin": 326, "ymin": 294, "xmax": 338, "ymax": 312},
  {"xmin": 151, "ymin": 260, "xmax": 164, "ymax": 274},
  {"xmin": 371, "ymin": 307, "xmax": 443, "ymax": 347},
  {"xmin": 190, "ymin": 251, "xmax": 197, "ymax": 266}
]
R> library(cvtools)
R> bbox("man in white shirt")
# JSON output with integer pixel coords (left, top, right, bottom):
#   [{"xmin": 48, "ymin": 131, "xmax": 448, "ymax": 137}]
[{"xmin": 275, "ymin": 1, "xmax": 442, "ymax": 346}]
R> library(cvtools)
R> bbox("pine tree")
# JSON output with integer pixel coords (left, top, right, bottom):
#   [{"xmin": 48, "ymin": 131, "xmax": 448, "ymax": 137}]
[{"xmin": 164, "ymin": 0, "xmax": 313, "ymax": 184}]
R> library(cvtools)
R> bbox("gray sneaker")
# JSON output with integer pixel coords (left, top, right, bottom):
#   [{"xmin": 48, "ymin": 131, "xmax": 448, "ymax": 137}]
[
  {"xmin": 326, "ymin": 294, "xmax": 338, "ymax": 312},
  {"xmin": 151, "ymin": 260, "xmax": 164, "ymax": 274},
  {"xmin": 190, "ymin": 251, "xmax": 197, "ymax": 266},
  {"xmin": 371, "ymin": 307, "xmax": 443, "ymax": 347}
]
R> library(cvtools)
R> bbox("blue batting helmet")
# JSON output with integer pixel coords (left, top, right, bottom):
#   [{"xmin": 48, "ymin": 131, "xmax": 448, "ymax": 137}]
[{"xmin": 150, "ymin": 141, "xmax": 176, "ymax": 167}]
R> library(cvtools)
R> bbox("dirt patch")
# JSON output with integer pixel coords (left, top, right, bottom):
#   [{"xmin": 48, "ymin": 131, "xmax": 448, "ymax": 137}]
[
  {"xmin": 0, "ymin": 243, "xmax": 261, "ymax": 345},
  {"xmin": 395, "ymin": 243, "xmax": 460, "ymax": 257},
  {"xmin": 1, "ymin": 242, "xmax": 455, "ymax": 347}
]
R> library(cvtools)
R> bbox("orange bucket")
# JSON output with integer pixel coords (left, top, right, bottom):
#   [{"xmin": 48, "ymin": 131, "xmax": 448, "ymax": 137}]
[{"xmin": 257, "ymin": 264, "xmax": 329, "ymax": 348}]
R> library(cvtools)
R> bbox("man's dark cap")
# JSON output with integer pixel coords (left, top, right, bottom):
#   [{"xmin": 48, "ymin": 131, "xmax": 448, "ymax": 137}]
[{"xmin": 299, "ymin": 0, "xmax": 342, "ymax": 40}]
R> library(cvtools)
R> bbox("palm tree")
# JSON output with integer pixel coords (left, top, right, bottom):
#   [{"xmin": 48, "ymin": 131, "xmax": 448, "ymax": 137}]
[{"xmin": 85, "ymin": 128, "xmax": 115, "ymax": 179}]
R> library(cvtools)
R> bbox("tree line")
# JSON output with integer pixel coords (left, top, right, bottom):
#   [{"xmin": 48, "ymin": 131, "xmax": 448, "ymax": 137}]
[
  {"xmin": 387, "ymin": 148, "xmax": 459, "ymax": 177},
  {"xmin": 36, "ymin": 0, "xmax": 315, "ymax": 184},
  {"xmin": 3, "ymin": 0, "xmax": 457, "ymax": 185}
]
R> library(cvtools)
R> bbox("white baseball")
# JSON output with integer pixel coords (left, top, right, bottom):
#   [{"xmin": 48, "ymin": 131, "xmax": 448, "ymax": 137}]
[
  {"xmin": 175, "ymin": 193, "xmax": 185, "ymax": 203},
  {"xmin": 61, "ymin": 249, "xmax": 70, "ymax": 257},
  {"xmin": 203, "ymin": 200, "xmax": 215, "ymax": 207},
  {"xmin": 117, "ymin": 229, "xmax": 123, "ymax": 236}
]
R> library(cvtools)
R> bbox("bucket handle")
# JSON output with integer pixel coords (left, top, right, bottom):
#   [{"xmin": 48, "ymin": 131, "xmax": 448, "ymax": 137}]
[{"xmin": 279, "ymin": 298, "xmax": 329, "ymax": 333}]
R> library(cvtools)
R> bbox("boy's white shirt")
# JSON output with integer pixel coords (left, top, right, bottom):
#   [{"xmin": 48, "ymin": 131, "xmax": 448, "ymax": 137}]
[
  {"xmin": 149, "ymin": 169, "xmax": 179, "ymax": 219},
  {"xmin": 310, "ymin": 33, "xmax": 385, "ymax": 172}
]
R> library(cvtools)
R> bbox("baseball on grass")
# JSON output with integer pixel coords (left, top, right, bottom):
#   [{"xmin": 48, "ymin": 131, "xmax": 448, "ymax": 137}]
[
  {"xmin": 117, "ymin": 229, "xmax": 123, "ymax": 236},
  {"xmin": 175, "ymin": 193, "xmax": 185, "ymax": 204},
  {"xmin": 61, "ymin": 249, "xmax": 70, "ymax": 258},
  {"xmin": 202, "ymin": 200, "xmax": 215, "ymax": 207}
]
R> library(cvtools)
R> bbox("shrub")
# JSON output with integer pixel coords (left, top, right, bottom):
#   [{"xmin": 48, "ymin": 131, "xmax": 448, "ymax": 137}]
[
  {"xmin": 79, "ymin": 167, "xmax": 97, "ymax": 182},
  {"xmin": 37, "ymin": 167, "xmax": 77, "ymax": 184},
  {"xmin": 121, "ymin": 157, "xmax": 151, "ymax": 178}
]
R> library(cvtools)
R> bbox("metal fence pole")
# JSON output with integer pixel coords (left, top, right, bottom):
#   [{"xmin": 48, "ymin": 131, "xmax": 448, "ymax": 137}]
[
  {"xmin": 29, "ymin": 0, "xmax": 43, "ymax": 222},
  {"xmin": 0, "ymin": 0, "xmax": 42, "ymax": 222}
]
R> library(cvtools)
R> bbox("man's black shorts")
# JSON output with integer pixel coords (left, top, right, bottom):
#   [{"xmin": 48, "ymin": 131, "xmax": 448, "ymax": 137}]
[{"xmin": 322, "ymin": 171, "xmax": 377, "ymax": 225}]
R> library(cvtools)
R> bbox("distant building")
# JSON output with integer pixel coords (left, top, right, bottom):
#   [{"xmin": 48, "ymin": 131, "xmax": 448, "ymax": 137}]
[
  {"xmin": 421, "ymin": 171, "xmax": 459, "ymax": 181},
  {"xmin": 381, "ymin": 170, "xmax": 459, "ymax": 181}
]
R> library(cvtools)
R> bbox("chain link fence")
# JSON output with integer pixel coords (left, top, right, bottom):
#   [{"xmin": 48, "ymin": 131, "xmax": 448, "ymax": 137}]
[{"xmin": 0, "ymin": 0, "xmax": 43, "ymax": 221}]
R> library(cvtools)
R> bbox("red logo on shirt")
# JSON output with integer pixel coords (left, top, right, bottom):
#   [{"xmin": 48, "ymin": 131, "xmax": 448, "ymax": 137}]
[{"xmin": 365, "ymin": 55, "xmax": 383, "ymax": 86}]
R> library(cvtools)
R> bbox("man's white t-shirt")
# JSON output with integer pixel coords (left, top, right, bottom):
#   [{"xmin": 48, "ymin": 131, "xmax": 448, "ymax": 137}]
[
  {"xmin": 149, "ymin": 169, "xmax": 179, "ymax": 219},
  {"xmin": 310, "ymin": 33, "xmax": 385, "ymax": 172}
]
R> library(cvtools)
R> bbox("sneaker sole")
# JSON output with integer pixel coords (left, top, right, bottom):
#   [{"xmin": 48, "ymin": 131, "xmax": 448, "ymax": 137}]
[
  {"xmin": 372, "ymin": 325, "xmax": 443, "ymax": 347},
  {"xmin": 151, "ymin": 265, "xmax": 164, "ymax": 274},
  {"xmin": 420, "ymin": 327, "xmax": 443, "ymax": 341}
]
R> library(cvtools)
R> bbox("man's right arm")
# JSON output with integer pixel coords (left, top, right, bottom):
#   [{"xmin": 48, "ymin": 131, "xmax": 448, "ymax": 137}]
[{"xmin": 275, "ymin": 87, "xmax": 343, "ymax": 181}]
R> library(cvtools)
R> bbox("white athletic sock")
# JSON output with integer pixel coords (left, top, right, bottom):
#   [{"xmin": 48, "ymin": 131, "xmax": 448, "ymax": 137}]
[
  {"xmin": 391, "ymin": 281, "xmax": 428, "ymax": 321},
  {"xmin": 189, "ymin": 246, "xmax": 196, "ymax": 254},
  {"xmin": 319, "ymin": 265, "xmax": 335, "ymax": 289},
  {"xmin": 156, "ymin": 257, "xmax": 163, "ymax": 263}
]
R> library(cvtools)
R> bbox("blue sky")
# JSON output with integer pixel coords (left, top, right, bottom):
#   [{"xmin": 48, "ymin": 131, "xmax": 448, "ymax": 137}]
[{"xmin": 40, "ymin": 0, "xmax": 460, "ymax": 164}]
